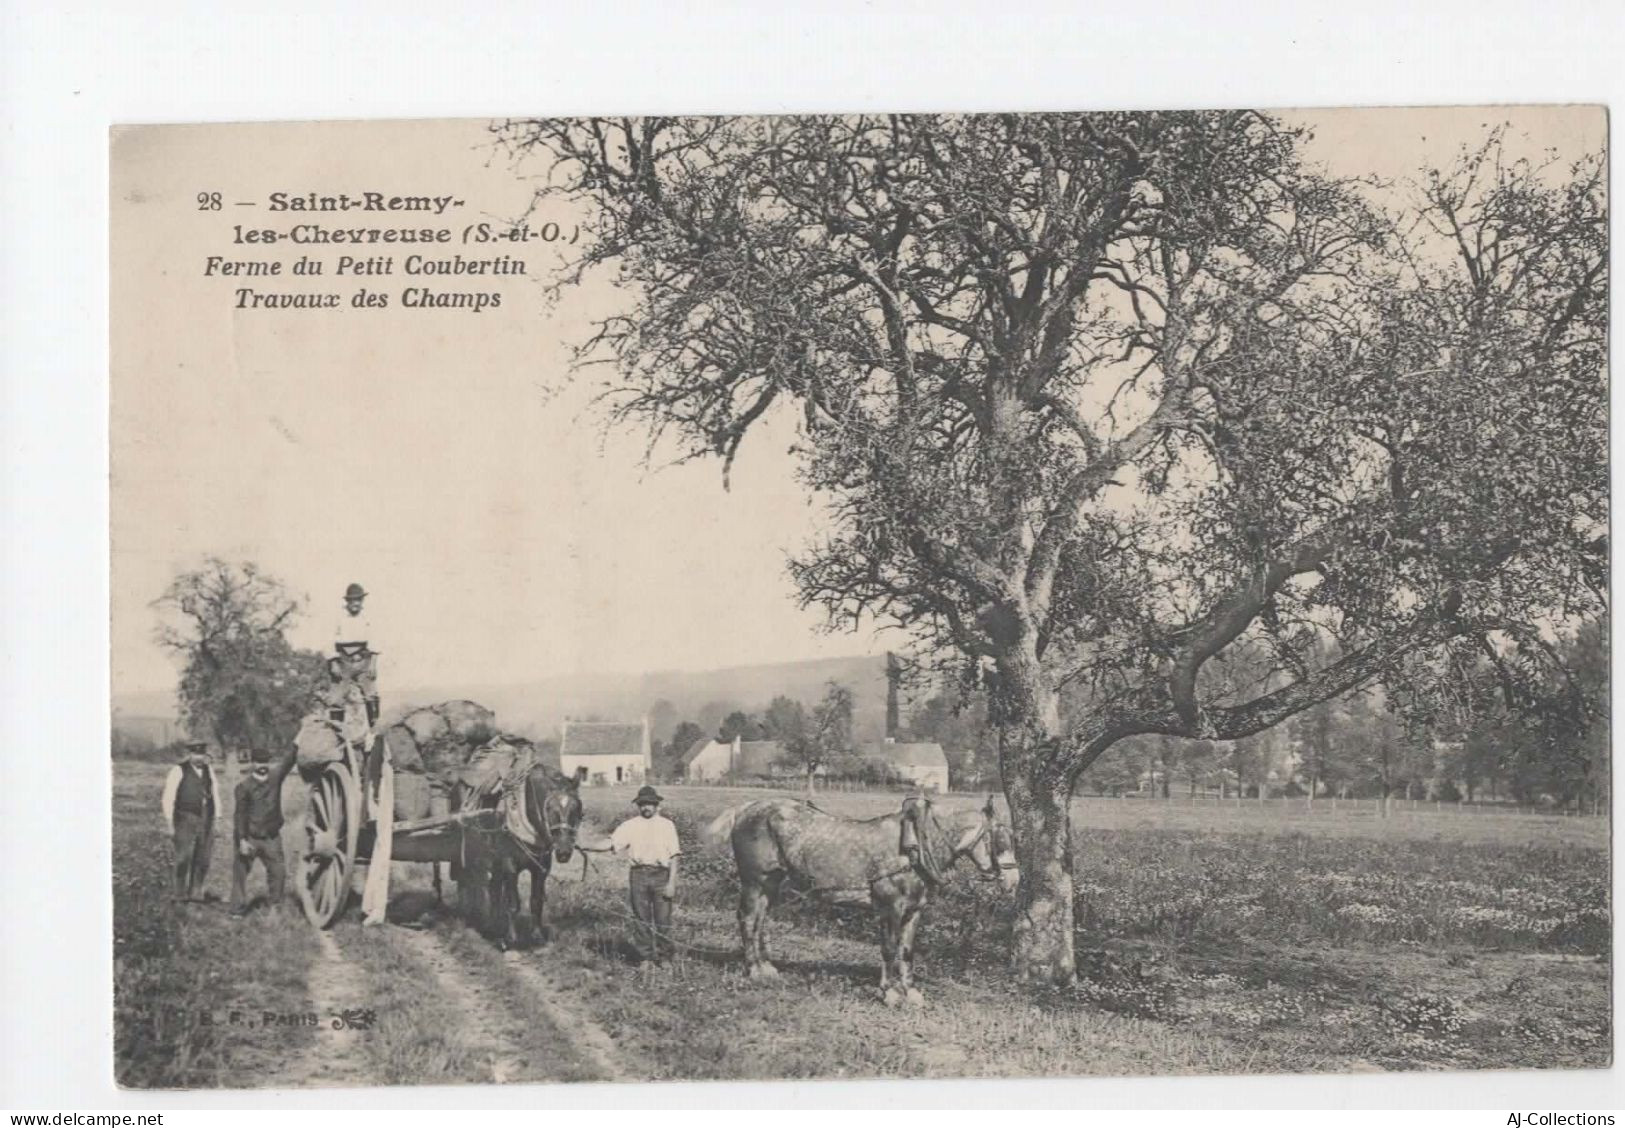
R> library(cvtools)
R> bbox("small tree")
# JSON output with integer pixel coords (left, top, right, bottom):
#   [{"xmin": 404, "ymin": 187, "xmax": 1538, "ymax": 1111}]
[
  {"xmin": 762, "ymin": 695, "xmax": 809, "ymax": 741},
  {"xmin": 1288, "ymin": 700, "xmax": 1336, "ymax": 804},
  {"xmin": 908, "ymin": 684, "xmax": 999, "ymax": 787},
  {"xmin": 718, "ymin": 710, "xmax": 761, "ymax": 743},
  {"xmin": 153, "ymin": 558, "xmax": 327, "ymax": 760},
  {"xmin": 1082, "ymin": 742, "xmax": 1142, "ymax": 796},
  {"xmin": 778, "ymin": 681, "xmax": 856, "ymax": 793},
  {"xmin": 1178, "ymin": 739, "xmax": 1220, "ymax": 797}
]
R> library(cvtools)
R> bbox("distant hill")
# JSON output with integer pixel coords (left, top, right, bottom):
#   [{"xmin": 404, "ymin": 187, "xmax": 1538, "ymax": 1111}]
[
  {"xmin": 112, "ymin": 654, "xmax": 906, "ymax": 745},
  {"xmin": 110, "ymin": 711, "xmax": 182, "ymax": 747},
  {"xmin": 112, "ymin": 690, "xmax": 177, "ymax": 719}
]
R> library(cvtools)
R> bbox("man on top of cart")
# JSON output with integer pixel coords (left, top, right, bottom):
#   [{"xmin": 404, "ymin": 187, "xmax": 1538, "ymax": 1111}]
[{"xmin": 330, "ymin": 581, "xmax": 380, "ymax": 729}]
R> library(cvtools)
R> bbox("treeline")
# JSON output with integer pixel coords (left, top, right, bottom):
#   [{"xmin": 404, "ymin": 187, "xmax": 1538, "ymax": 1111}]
[
  {"xmin": 641, "ymin": 679, "xmax": 1002, "ymax": 788},
  {"xmin": 644, "ymin": 681, "xmax": 857, "ymax": 783},
  {"xmin": 1084, "ymin": 622, "xmax": 1609, "ymax": 813},
  {"xmin": 636, "ymin": 618, "xmax": 1607, "ymax": 809}
]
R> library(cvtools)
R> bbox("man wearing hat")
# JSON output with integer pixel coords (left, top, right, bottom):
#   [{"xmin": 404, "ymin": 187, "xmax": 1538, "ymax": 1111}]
[
  {"xmin": 161, "ymin": 742, "xmax": 220, "ymax": 901},
  {"xmin": 331, "ymin": 581, "xmax": 380, "ymax": 728},
  {"xmin": 609, "ymin": 786, "xmax": 682, "ymax": 963},
  {"xmin": 230, "ymin": 743, "xmax": 299, "ymax": 916}
]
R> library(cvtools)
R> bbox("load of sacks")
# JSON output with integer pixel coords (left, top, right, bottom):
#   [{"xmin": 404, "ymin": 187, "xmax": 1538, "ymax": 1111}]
[
  {"xmin": 293, "ymin": 697, "xmax": 561, "ymax": 824},
  {"xmin": 384, "ymin": 700, "xmax": 561, "ymax": 823}
]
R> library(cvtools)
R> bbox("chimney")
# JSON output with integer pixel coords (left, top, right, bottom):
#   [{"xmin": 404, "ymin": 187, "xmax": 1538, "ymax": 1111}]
[{"xmin": 885, "ymin": 652, "xmax": 902, "ymax": 740}]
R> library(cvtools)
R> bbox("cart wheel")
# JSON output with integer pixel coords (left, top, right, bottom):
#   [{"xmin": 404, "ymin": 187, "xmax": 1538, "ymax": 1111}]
[{"xmin": 298, "ymin": 763, "xmax": 361, "ymax": 928}]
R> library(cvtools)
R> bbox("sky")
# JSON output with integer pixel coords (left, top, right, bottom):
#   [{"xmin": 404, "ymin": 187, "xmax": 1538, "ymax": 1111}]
[{"xmin": 109, "ymin": 107, "xmax": 1605, "ymax": 699}]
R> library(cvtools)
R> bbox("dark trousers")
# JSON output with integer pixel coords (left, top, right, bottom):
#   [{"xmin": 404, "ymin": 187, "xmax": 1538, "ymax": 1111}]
[
  {"xmin": 230, "ymin": 835, "xmax": 286, "ymax": 911},
  {"xmin": 172, "ymin": 810, "xmax": 212, "ymax": 899},
  {"xmin": 628, "ymin": 864, "xmax": 673, "ymax": 960}
]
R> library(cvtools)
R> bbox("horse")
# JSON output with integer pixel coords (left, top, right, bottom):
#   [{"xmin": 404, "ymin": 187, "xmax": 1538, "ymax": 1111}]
[
  {"xmin": 454, "ymin": 765, "xmax": 583, "ymax": 949},
  {"xmin": 705, "ymin": 795, "xmax": 1017, "ymax": 1006}
]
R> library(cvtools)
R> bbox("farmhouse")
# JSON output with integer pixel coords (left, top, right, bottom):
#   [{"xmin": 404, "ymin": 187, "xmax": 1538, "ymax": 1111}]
[
  {"xmin": 559, "ymin": 719, "xmax": 651, "ymax": 785},
  {"xmin": 680, "ymin": 735, "xmax": 792, "ymax": 781},
  {"xmin": 858, "ymin": 738, "xmax": 950, "ymax": 792},
  {"xmin": 855, "ymin": 652, "xmax": 951, "ymax": 791},
  {"xmin": 681, "ymin": 736, "xmax": 733, "ymax": 781}
]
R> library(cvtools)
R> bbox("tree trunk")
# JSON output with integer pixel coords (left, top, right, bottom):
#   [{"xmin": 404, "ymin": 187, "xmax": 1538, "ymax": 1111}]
[
  {"xmin": 1005, "ymin": 762, "xmax": 1076, "ymax": 984},
  {"xmin": 1380, "ymin": 748, "xmax": 1392, "ymax": 818},
  {"xmin": 990, "ymin": 631, "xmax": 1080, "ymax": 985}
]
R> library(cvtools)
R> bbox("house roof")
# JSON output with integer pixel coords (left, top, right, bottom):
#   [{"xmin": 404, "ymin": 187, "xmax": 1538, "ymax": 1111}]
[
  {"xmin": 680, "ymin": 737, "xmax": 721, "ymax": 769},
  {"xmin": 860, "ymin": 741, "xmax": 948, "ymax": 770},
  {"xmin": 560, "ymin": 721, "xmax": 645, "ymax": 758}
]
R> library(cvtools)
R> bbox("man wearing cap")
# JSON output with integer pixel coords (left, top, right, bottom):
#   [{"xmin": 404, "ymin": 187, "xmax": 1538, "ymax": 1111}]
[
  {"xmin": 609, "ymin": 786, "xmax": 682, "ymax": 963},
  {"xmin": 160, "ymin": 742, "xmax": 220, "ymax": 901},
  {"xmin": 331, "ymin": 582, "xmax": 380, "ymax": 728},
  {"xmin": 230, "ymin": 743, "xmax": 299, "ymax": 917}
]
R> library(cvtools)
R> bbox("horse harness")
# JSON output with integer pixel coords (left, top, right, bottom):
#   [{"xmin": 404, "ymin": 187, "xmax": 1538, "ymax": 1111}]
[{"xmin": 891, "ymin": 802, "xmax": 1015, "ymax": 887}]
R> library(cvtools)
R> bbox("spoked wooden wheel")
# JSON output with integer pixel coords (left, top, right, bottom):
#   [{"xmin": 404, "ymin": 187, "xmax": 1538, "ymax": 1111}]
[{"xmin": 298, "ymin": 763, "xmax": 361, "ymax": 928}]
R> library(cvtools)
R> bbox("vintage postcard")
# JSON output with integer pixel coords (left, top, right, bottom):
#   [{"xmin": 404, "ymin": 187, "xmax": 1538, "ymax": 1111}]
[{"xmin": 110, "ymin": 109, "xmax": 1608, "ymax": 1089}]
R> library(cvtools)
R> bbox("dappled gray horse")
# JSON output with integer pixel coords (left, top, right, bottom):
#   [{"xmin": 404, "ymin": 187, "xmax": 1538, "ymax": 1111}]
[{"xmin": 705, "ymin": 796, "xmax": 1017, "ymax": 1006}]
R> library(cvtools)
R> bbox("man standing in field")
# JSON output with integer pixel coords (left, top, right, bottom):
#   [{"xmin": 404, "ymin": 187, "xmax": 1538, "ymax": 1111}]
[
  {"xmin": 610, "ymin": 786, "xmax": 681, "ymax": 964},
  {"xmin": 160, "ymin": 741, "xmax": 220, "ymax": 901},
  {"xmin": 230, "ymin": 744, "xmax": 298, "ymax": 917}
]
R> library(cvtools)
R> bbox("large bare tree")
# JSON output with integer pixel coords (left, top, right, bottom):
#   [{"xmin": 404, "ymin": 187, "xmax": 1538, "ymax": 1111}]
[{"xmin": 497, "ymin": 112, "xmax": 1606, "ymax": 981}]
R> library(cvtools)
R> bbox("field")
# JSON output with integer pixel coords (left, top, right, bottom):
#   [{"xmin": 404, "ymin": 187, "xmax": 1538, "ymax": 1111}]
[{"xmin": 113, "ymin": 762, "xmax": 1611, "ymax": 1088}]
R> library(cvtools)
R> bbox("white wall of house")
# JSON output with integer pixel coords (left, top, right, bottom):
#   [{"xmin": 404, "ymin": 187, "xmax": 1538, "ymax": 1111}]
[
  {"xmin": 685, "ymin": 738, "xmax": 735, "ymax": 781},
  {"xmin": 902, "ymin": 765, "xmax": 949, "ymax": 792},
  {"xmin": 563, "ymin": 753, "xmax": 648, "ymax": 786}
]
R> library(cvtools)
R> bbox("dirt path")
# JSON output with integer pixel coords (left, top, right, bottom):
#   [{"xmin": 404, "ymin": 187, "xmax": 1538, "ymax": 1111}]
[
  {"xmin": 258, "ymin": 930, "xmax": 378, "ymax": 1089},
  {"xmin": 390, "ymin": 924, "xmax": 626, "ymax": 1083},
  {"xmin": 491, "ymin": 945, "xmax": 627, "ymax": 1082}
]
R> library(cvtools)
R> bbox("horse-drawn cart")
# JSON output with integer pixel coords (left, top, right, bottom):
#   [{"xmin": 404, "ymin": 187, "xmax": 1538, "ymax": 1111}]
[
  {"xmin": 292, "ymin": 691, "xmax": 582, "ymax": 940},
  {"xmin": 295, "ymin": 728, "xmax": 366, "ymax": 927}
]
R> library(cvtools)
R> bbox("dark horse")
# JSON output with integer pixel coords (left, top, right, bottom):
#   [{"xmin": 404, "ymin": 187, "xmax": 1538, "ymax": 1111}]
[
  {"xmin": 452, "ymin": 766, "xmax": 583, "ymax": 949},
  {"xmin": 705, "ymin": 795, "xmax": 1017, "ymax": 1006}
]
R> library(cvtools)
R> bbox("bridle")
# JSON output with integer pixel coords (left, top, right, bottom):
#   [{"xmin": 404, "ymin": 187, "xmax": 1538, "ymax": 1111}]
[
  {"xmin": 540, "ymin": 789, "xmax": 581, "ymax": 850},
  {"xmin": 957, "ymin": 815, "xmax": 1019, "ymax": 882}
]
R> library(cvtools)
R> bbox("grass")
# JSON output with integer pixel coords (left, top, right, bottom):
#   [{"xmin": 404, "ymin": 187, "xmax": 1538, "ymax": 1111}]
[
  {"xmin": 113, "ymin": 765, "xmax": 1611, "ymax": 1087},
  {"xmin": 334, "ymin": 923, "xmax": 490, "ymax": 1085},
  {"xmin": 539, "ymin": 785, "xmax": 1611, "ymax": 1078},
  {"xmin": 113, "ymin": 762, "xmax": 323, "ymax": 1088}
]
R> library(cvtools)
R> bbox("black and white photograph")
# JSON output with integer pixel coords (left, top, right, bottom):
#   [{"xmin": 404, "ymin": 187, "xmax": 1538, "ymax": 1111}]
[{"xmin": 102, "ymin": 105, "xmax": 1608, "ymax": 1091}]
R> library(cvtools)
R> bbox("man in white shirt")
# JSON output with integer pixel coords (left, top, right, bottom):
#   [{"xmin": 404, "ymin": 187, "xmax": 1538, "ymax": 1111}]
[
  {"xmin": 609, "ymin": 786, "xmax": 682, "ymax": 963},
  {"xmin": 330, "ymin": 582, "xmax": 380, "ymax": 727},
  {"xmin": 160, "ymin": 742, "xmax": 221, "ymax": 901}
]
